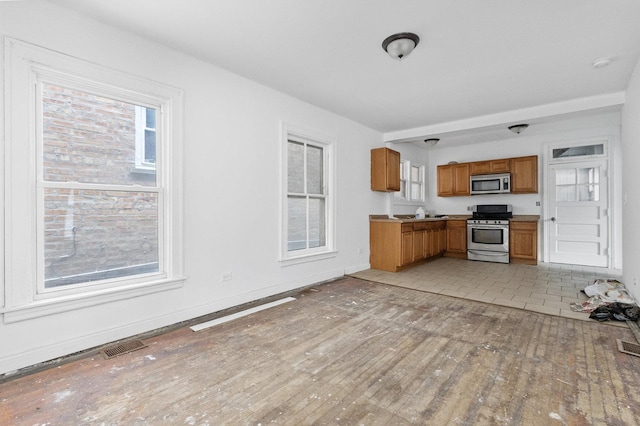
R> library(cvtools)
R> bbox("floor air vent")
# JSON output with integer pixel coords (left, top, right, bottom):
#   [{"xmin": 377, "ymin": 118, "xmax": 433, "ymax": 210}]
[
  {"xmin": 101, "ymin": 340, "xmax": 147, "ymax": 359},
  {"xmin": 617, "ymin": 339, "xmax": 640, "ymax": 357}
]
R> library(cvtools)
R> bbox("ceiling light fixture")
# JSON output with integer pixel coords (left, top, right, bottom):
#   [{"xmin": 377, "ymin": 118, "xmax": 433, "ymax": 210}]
[
  {"xmin": 508, "ymin": 124, "xmax": 529, "ymax": 134},
  {"xmin": 424, "ymin": 138, "xmax": 439, "ymax": 147},
  {"xmin": 382, "ymin": 32, "xmax": 420, "ymax": 61},
  {"xmin": 592, "ymin": 57, "xmax": 612, "ymax": 69}
]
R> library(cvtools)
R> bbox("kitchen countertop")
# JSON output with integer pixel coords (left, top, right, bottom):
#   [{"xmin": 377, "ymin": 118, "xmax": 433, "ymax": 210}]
[{"xmin": 370, "ymin": 214, "xmax": 540, "ymax": 223}]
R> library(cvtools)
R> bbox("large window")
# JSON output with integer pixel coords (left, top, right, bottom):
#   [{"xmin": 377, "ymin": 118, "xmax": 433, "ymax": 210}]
[
  {"xmin": 3, "ymin": 39, "xmax": 184, "ymax": 320},
  {"xmin": 282, "ymin": 125, "xmax": 335, "ymax": 262}
]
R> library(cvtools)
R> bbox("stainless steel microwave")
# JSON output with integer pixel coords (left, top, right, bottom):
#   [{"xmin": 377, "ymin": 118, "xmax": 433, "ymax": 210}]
[{"xmin": 470, "ymin": 173, "xmax": 511, "ymax": 195}]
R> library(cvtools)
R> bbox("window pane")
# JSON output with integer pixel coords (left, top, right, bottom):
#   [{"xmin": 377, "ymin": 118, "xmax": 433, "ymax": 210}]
[
  {"xmin": 411, "ymin": 165, "xmax": 420, "ymax": 181},
  {"xmin": 42, "ymin": 83, "xmax": 156, "ymax": 186},
  {"xmin": 307, "ymin": 145, "xmax": 323, "ymax": 194},
  {"xmin": 144, "ymin": 130, "xmax": 156, "ymax": 163},
  {"xmin": 44, "ymin": 188, "xmax": 159, "ymax": 288},
  {"xmin": 555, "ymin": 169, "xmax": 575, "ymax": 185},
  {"xmin": 308, "ymin": 197, "xmax": 326, "ymax": 248},
  {"xmin": 578, "ymin": 184, "xmax": 599, "ymax": 201},
  {"xmin": 553, "ymin": 144, "xmax": 604, "ymax": 159},
  {"xmin": 287, "ymin": 141, "xmax": 304, "ymax": 193},
  {"xmin": 145, "ymin": 108, "xmax": 156, "ymax": 128},
  {"xmin": 411, "ymin": 183, "xmax": 422, "ymax": 201},
  {"xmin": 556, "ymin": 186, "xmax": 576, "ymax": 202},
  {"xmin": 287, "ymin": 196, "xmax": 306, "ymax": 251}
]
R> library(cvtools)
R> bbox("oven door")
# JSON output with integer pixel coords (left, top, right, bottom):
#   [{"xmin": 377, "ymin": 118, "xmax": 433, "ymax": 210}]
[{"xmin": 467, "ymin": 223, "xmax": 509, "ymax": 252}]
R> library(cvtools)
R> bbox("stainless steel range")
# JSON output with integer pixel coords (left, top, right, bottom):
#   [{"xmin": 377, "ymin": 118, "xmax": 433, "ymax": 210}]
[{"xmin": 467, "ymin": 205, "xmax": 512, "ymax": 263}]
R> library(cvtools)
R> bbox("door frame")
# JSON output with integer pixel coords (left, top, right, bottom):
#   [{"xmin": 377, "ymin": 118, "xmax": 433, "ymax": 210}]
[{"xmin": 542, "ymin": 136, "xmax": 613, "ymax": 267}]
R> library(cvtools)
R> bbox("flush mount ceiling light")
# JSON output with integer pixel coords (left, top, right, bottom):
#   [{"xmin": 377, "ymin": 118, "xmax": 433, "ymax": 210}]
[
  {"xmin": 424, "ymin": 138, "xmax": 439, "ymax": 147},
  {"xmin": 382, "ymin": 32, "xmax": 420, "ymax": 60},
  {"xmin": 592, "ymin": 57, "xmax": 612, "ymax": 69},
  {"xmin": 508, "ymin": 124, "xmax": 529, "ymax": 134}
]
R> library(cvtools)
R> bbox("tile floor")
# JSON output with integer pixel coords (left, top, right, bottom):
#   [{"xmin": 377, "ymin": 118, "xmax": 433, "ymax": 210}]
[{"xmin": 350, "ymin": 256, "xmax": 626, "ymax": 325}]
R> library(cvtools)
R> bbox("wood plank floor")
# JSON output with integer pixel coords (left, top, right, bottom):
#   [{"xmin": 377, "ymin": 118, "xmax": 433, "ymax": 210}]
[{"xmin": 1, "ymin": 277, "xmax": 640, "ymax": 425}]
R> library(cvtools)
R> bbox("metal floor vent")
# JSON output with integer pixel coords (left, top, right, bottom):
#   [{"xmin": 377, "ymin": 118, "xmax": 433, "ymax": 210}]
[
  {"xmin": 101, "ymin": 340, "xmax": 147, "ymax": 359},
  {"xmin": 617, "ymin": 339, "xmax": 640, "ymax": 357}
]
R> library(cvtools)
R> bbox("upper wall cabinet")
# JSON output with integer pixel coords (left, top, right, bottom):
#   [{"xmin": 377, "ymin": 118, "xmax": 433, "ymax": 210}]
[
  {"xmin": 469, "ymin": 159, "xmax": 510, "ymax": 175},
  {"xmin": 371, "ymin": 147, "xmax": 401, "ymax": 192},
  {"xmin": 437, "ymin": 155, "xmax": 538, "ymax": 196},
  {"xmin": 510, "ymin": 155, "xmax": 538, "ymax": 194},
  {"xmin": 437, "ymin": 163, "xmax": 470, "ymax": 196}
]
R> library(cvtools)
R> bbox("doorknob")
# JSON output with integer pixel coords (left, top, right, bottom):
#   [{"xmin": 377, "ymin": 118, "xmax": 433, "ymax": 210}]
[{"xmin": 550, "ymin": 217, "xmax": 556, "ymax": 222}]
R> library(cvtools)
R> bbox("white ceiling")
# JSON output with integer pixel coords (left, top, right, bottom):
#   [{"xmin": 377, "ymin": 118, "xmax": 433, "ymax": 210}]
[{"xmin": 49, "ymin": 0, "xmax": 640, "ymax": 143}]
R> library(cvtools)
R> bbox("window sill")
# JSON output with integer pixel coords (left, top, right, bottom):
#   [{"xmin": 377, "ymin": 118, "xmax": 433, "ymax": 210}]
[
  {"xmin": 129, "ymin": 166, "xmax": 157, "ymax": 175},
  {"xmin": 1, "ymin": 276, "xmax": 186, "ymax": 324},
  {"xmin": 279, "ymin": 250, "xmax": 337, "ymax": 267}
]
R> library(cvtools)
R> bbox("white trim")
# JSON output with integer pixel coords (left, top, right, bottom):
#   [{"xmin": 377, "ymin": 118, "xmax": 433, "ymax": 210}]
[
  {"xmin": 190, "ymin": 297, "xmax": 296, "ymax": 332},
  {"xmin": 3, "ymin": 37, "xmax": 184, "ymax": 318},
  {"xmin": 542, "ymin": 136, "xmax": 613, "ymax": 266},
  {"xmin": 279, "ymin": 122, "xmax": 337, "ymax": 263}
]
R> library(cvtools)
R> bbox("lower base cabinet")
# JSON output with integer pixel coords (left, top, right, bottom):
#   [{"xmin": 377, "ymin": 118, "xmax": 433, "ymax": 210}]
[
  {"xmin": 370, "ymin": 220, "xmax": 447, "ymax": 272},
  {"xmin": 510, "ymin": 221, "xmax": 538, "ymax": 264},
  {"xmin": 444, "ymin": 219, "xmax": 467, "ymax": 259}
]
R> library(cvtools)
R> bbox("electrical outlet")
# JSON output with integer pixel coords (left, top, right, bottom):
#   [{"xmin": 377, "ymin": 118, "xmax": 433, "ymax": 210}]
[
  {"xmin": 357, "ymin": 248, "xmax": 363, "ymax": 255},
  {"xmin": 467, "ymin": 206, "xmax": 473, "ymax": 211},
  {"xmin": 536, "ymin": 201, "xmax": 541, "ymax": 206},
  {"xmin": 221, "ymin": 272, "xmax": 233, "ymax": 282},
  {"xmin": 634, "ymin": 277, "xmax": 638, "ymax": 287}
]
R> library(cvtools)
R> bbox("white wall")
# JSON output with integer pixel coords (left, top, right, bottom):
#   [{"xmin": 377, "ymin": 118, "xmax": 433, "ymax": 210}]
[
  {"xmin": 0, "ymin": 1, "xmax": 383, "ymax": 374},
  {"xmin": 621, "ymin": 57, "xmax": 640, "ymax": 302}
]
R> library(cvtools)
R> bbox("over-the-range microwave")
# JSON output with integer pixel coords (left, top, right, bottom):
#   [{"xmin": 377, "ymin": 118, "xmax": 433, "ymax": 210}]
[{"xmin": 470, "ymin": 173, "xmax": 511, "ymax": 195}]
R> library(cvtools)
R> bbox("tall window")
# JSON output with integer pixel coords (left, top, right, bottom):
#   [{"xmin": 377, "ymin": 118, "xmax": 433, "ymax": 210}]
[
  {"xmin": 3, "ymin": 39, "xmax": 184, "ymax": 320},
  {"xmin": 282, "ymin": 126, "xmax": 335, "ymax": 261},
  {"xmin": 41, "ymin": 84, "xmax": 160, "ymax": 289}
]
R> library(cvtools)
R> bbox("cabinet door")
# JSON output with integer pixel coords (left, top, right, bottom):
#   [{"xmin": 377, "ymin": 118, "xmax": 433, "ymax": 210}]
[
  {"xmin": 510, "ymin": 221, "xmax": 537, "ymax": 264},
  {"xmin": 511, "ymin": 156, "xmax": 538, "ymax": 193},
  {"xmin": 445, "ymin": 220, "xmax": 467, "ymax": 257},
  {"xmin": 453, "ymin": 163, "xmax": 470, "ymax": 195},
  {"xmin": 424, "ymin": 228, "xmax": 434, "ymax": 258},
  {"xmin": 401, "ymin": 231, "xmax": 413, "ymax": 266},
  {"xmin": 490, "ymin": 159, "xmax": 511, "ymax": 173},
  {"xmin": 413, "ymin": 230, "xmax": 425, "ymax": 262},
  {"xmin": 437, "ymin": 227, "xmax": 447, "ymax": 254},
  {"xmin": 437, "ymin": 165, "xmax": 455, "ymax": 196},
  {"xmin": 371, "ymin": 148, "xmax": 401, "ymax": 192},
  {"xmin": 470, "ymin": 161, "xmax": 491, "ymax": 175}
]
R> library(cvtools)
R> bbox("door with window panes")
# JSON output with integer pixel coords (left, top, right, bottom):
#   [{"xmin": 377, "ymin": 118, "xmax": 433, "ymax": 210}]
[{"xmin": 548, "ymin": 152, "xmax": 608, "ymax": 267}]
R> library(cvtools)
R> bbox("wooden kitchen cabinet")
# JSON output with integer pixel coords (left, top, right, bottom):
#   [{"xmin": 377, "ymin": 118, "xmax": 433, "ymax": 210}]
[
  {"xmin": 445, "ymin": 219, "xmax": 467, "ymax": 259},
  {"xmin": 511, "ymin": 155, "xmax": 538, "ymax": 194},
  {"xmin": 510, "ymin": 220, "xmax": 538, "ymax": 264},
  {"xmin": 370, "ymin": 219, "xmax": 446, "ymax": 272},
  {"xmin": 371, "ymin": 147, "xmax": 401, "ymax": 192},
  {"xmin": 437, "ymin": 163, "xmax": 470, "ymax": 196},
  {"xmin": 470, "ymin": 159, "xmax": 511, "ymax": 175}
]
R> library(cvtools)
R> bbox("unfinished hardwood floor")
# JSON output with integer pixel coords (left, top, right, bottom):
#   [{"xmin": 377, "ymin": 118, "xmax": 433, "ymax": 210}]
[{"xmin": 1, "ymin": 277, "xmax": 639, "ymax": 425}]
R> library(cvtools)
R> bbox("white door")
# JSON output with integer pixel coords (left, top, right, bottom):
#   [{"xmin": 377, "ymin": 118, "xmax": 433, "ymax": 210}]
[{"xmin": 548, "ymin": 160, "xmax": 608, "ymax": 267}]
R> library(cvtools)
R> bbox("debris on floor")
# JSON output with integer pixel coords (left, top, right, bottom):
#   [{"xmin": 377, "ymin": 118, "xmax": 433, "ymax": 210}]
[{"xmin": 570, "ymin": 279, "xmax": 638, "ymax": 322}]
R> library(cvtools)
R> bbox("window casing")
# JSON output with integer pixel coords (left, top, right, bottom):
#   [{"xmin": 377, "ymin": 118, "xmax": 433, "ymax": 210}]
[
  {"xmin": 2, "ymin": 38, "xmax": 184, "ymax": 322},
  {"xmin": 281, "ymin": 124, "xmax": 336, "ymax": 263}
]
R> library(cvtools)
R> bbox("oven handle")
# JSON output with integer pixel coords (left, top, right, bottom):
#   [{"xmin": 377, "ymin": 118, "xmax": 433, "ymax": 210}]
[
  {"xmin": 467, "ymin": 249, "xmax": 509, "ymax": 256},
  {"xmin": 467, "ymin": 224, "xmax": 509, "ymax": 229}
]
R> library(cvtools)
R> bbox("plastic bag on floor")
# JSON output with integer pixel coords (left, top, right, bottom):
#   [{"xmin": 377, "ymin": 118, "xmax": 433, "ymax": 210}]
[
  {"xmin": 589, "ymin": 303, "xmax": 640, "ymax": 322},
  {"xmin": 583, "ymin": 279, "xmax": 635, "ymax": 304}
]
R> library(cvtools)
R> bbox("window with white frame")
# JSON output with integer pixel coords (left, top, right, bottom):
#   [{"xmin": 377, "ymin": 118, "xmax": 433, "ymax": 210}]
[
  {"xmin": 3, "ymin": 39, "xmax": 184, "ymax": 320},
  {"xmin": 282, "ymin": 125, "xmax": 335, "ymax": 262},
  {"xmin": 395, "ymin": 160, "xmax": 425, "ymax": 202}
]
